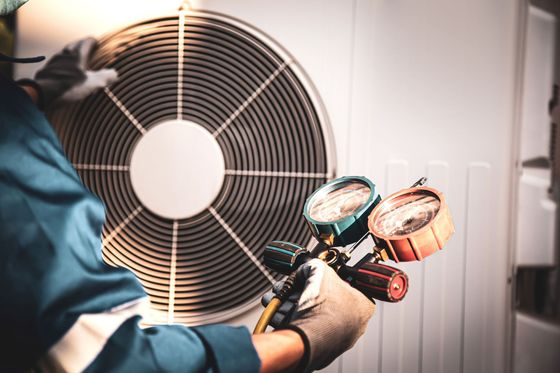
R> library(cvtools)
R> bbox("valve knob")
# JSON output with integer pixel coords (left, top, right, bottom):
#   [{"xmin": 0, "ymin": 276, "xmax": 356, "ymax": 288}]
[
  {"xmin": 263, "ymin": 241, "xmax": 309, "ymax": 275},
  {"xmin": 345, "ymin": 262, "xmax": 408, "ymax": 302}
]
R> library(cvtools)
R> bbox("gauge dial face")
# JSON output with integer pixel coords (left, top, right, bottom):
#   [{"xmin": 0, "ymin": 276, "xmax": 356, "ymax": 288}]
[
  {"xmin": 308, "ymin": 181, "xmax": 371, "ymax": 223},
  {"xmin": 372, "ymin": 192, "xmax": 440, "ymax": 237}
]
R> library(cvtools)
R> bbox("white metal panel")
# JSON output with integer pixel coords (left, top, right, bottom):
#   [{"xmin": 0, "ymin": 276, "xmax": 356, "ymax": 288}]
[
  {"xmin": 398, "ymin": 257, "xmax": 423, "ymax": 373},
  {"xmin": 514, "ymin": 313, "xmax": 560, "ymax": 373},
  {"xmin": 463, "ymin": 163, "xmax": 492, "ymax": 373},
  {"xmin": 516, "ymin": 170, "xmax": 557, "ymax": 266},
  {"xmin": 347, "ymin": 1, "xmax": 518, "ymax": 372},
  {"xmin": 515, "ymin": 5, "xmax": 557, "ymax": 267},
  {"xmin": 440, "ymin": 175, "xmax": 467, "ymax": 373},
  {"xmin": 520, "ymin": 6, "xmax": 556, "ymax": 162},
  {"xmin": 420, "ymin": 161, "xmax": 450, "ymax": 373}
]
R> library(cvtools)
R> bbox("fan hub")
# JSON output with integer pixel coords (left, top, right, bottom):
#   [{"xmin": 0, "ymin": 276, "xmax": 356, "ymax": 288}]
[{"xmin": 130, "ymin": 120, "xmax": 225, "ymax": 219}]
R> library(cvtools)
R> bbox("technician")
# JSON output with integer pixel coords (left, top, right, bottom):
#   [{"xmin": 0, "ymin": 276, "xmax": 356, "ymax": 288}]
[{"xmin": 0, "ymin": 1, "xmax": 375, "ymax": 372}]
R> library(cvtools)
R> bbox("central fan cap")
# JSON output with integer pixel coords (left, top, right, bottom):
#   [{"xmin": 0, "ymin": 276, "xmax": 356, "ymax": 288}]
[{"xmin": 130, "ymin": 120, "xmax": 225, "ymax": 219}]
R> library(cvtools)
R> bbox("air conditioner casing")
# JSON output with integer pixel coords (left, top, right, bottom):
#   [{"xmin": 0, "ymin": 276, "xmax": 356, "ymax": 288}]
[{"xmin": 15, "ymin": 1, "xmax": 524, "ymax": 372}]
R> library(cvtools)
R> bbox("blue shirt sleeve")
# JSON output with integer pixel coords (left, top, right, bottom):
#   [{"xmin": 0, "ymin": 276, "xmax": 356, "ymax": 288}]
[
  {"xmin": 191, "ymin": 324, "xmax": 262, "ymax": 373},
  {"xmin": 84, "ymin": 317, "xmax": 260, "ymax": 373},
  {"xmin": 0, "ymin": 75, "xmax": 261, "ymax": 372}
]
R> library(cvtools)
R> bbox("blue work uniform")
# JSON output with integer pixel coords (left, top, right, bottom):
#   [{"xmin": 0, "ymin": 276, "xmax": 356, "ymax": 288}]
[{"xmin": 0, "ymin": 74, "xmax": 261, "ymax": 372}]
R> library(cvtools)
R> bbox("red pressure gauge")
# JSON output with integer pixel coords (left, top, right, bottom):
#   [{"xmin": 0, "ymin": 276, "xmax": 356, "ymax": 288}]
[{"xmin": 368, "ymin": 186, "xmax": 454, "ymax": 262}]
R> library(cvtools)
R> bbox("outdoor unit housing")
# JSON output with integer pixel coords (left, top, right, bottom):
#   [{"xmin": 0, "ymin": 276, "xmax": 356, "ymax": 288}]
[{"xmin": 15, "ymin": 1, "xmax": 529, "ymax": 372}]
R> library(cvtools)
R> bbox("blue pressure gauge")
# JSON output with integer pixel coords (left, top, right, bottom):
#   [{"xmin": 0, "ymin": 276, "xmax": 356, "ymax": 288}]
[{"xmin": 303, "ymin": 176, "xmax": 381, "ymax": 247}]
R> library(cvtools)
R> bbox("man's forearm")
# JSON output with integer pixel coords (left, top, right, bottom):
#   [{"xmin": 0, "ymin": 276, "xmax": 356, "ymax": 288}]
[{"xmin": 252, "ymin": 330, "xmax": 305, "ymax": 373}]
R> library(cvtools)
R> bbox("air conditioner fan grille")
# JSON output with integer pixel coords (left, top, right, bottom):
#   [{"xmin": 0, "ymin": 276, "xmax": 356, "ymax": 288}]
[{"xmin": 49, "ymin": 12, "xmax": 333, "ymax": 325}]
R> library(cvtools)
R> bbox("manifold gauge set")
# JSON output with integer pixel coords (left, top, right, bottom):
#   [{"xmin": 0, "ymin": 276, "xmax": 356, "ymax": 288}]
[{"xmin": 263, "ymin": 176, "xmax": 454, "ymax": 304}]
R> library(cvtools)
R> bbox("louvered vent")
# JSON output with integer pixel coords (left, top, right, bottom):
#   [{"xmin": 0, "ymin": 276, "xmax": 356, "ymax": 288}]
[{"xmin": 48, "ymin": 10, "xmax": 334, "ymax": 325}]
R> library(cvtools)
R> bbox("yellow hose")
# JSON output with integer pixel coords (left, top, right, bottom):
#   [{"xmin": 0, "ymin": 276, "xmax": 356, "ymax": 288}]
[
  {"xmin": 253, "ymin": 297, "xmax": 282, "ymax": 334},
  {"xmin": 254, "ymin": 241, "xmax": 332, "ymax": 334}
]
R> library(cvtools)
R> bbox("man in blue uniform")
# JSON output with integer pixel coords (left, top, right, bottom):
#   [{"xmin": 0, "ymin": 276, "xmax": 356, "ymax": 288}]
[{"xmin": 0, "ymin": 1, "xmax": 375, "ymax": 372}]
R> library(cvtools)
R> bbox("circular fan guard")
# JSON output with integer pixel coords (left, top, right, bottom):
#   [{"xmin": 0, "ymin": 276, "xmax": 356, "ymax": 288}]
[{"xmin": 48, "ymin": 10, "xmax": 335, "ymax": 325}]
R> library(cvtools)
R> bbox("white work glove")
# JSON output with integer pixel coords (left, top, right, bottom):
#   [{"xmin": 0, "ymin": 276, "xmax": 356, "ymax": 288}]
[
  {"xmin": 25, "ymin": 37, "xmax": 117, "ymax": 109},
  {"xmin": 261, "ymin": 259, "xmax": 375, "ymax": 372},
  {"xmin": 0, "ymin": 0, "xmax": 27, "ymax": 16}
]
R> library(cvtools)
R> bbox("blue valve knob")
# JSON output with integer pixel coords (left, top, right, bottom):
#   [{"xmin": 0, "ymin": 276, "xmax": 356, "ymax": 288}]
[{"xmin": 263, "ymin": 241, "xmax": 309, "ymax": 275}]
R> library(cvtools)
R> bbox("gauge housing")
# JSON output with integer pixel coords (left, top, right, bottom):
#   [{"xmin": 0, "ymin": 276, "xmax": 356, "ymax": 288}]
[
  {"xmin": 368, "ymin": 186, "xmax": 454, "ymax": 262},
  {"xmin": 303, "ymin": 176, "xmax": 381, "ymax": 247}
]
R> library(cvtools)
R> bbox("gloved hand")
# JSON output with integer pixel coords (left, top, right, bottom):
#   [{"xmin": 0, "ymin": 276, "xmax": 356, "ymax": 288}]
[
  {"xmin": 26, "ymin": 37, "xmax": 117, "ymax": 109},
  {"xmin": 0, "ymin": 0, "xmax": 27, "ymax": 16},
  {"xmin": 261, "ymin": 259, "xmax": 375, "ymax": 372}
]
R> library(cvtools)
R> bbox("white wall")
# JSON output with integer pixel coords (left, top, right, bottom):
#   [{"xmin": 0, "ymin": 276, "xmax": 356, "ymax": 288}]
[
  {"xmin": 513, "ymin": 5, "xmax": 558, "ymax": 373},
  {"xmin": 16, "ymin": 0, "xmax": 523, "ymax": 372},
  {"xmin": 514, "ymin": 313, "xmax": 560, "ymax": 373},
  {"xmin": 342, "ymin": 2, "xmax": 520, "ymax": 372}
]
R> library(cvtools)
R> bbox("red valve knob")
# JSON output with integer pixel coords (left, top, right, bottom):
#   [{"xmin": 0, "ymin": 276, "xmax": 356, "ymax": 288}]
[{"xmin": 345, "ymin": 262, "xmax": 408, "ymax": 302}]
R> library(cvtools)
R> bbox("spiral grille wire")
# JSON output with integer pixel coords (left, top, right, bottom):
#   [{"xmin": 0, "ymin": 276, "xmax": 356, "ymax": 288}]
[{"xmin": 48, "ymin": 11, "xmax": 334, "ymax": 325}]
